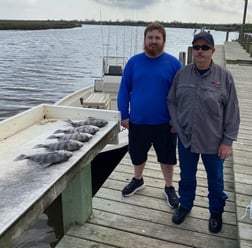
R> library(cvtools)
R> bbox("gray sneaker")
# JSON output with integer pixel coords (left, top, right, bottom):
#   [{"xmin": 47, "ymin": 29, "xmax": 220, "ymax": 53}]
[
  {"xmin": 163, "ymin": 186, "xmax": 179, "ymax": 208},
  {"xmin": 122, "ymin": 177, "xmax": 145, "ymax": 197}
]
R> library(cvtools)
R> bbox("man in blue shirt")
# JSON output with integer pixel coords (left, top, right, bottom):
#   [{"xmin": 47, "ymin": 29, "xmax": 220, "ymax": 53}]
[{"xmin": 117, "ymin": 22, "xmax": 182, "ymax": 208}]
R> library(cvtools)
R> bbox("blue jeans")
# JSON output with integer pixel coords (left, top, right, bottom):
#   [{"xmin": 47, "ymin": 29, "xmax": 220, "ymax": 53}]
[{"xmin": 178, "ymin": 140, "xmax": 228, "ymax": 214}]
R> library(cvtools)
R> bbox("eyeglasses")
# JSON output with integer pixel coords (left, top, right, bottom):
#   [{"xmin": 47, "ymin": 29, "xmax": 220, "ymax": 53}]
[{"xmin": 192, "ymin": 45, "xmax": 212, "ymax": 51}]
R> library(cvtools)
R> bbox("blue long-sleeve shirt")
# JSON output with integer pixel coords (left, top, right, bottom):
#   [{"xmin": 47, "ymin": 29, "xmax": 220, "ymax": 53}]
[{"xmin": 117, "ymin": 52, "xmax": 182, "ymax": 125}]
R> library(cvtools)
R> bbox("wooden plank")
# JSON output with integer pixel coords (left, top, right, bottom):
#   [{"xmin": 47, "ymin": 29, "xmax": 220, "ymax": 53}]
[
  {"xmin": 112, "ymin": 164, "xmax": 236, "ymax": 194},
  {"xmin": 65, "ymin": 222, "xmax": 187, "ymax": 248},
  {"xmin": 225, "ymin": 46, "xmax": 252, "ymax": 248},
  {"xmin": 240, "ymin": 239, "xmax": 252, "ymax": 248},
  {"xmin": 233, "ymin": 172, "xmax": 252, "ymax": 185},
  {"xmin": 82, "ymin": 92, "xmax": 111, "ymax": 109},
  {"xmin": 236, "ymin": 205, "xmax": 252, "ymax": 222},
  {"xmin": 57, "ymin": 235, "xmax": 115, "ymax": 248},
  {"xmin": 70, "ymin": 210, "xmax": 237, "ymax": 248},
  {"xmin": 238, "ymin": 222, "xmax": 252, "ymax": 241},
  {"xmin": 213, "ymin": 45, "xmax": 225, "ymax": 66},
  {"xmin": 225, "ymin": 42, "xmax": 252, "ymax": 62},
  {"xmin": 119, "ymin": 159, "xmax": 235, "ymax": 184},
  {"xmin": 99, "ymin": 178, "xmax": 236, "ymax": 213},
  {"xmin": 93, "ymin": 193, "xmax": 237, "ymax": 230}
]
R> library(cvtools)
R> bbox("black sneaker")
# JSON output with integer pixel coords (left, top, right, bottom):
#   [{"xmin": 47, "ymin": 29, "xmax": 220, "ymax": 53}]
[
  {"xmin": 163, "ymin": 186, "xmax": 179, "ymax": 208},
  {"xmin": 209, "ymin": 213, "xmax": 222, "ymax": 233},
  {"xmin": 122, "ymin": 177, "xmax": 145, "ymax": 197},
  {"xmin": 172, "ymin": 206, "xmax": 191, "ymax": 224}
]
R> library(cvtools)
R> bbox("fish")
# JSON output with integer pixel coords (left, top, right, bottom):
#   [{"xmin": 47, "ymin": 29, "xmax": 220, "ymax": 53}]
[
  {"xmin": 65, "ymin": 117, "xmax": 108, "ymax": 128},
  {"xmin": 86, "ymin": 117, "xmax": 108, "ymax": 127},
  {"xmin": 33, "ymin": 140, "xmax": 84, "ymax": 151},
  {"xmin": 47, "ymin": 132, "xmax": 93, "ymax": 142},
  {"xmin": 14, "ymin": 150, "xmax": 73, "ymax": 167},
  {"xmin": 54, "ymin": 125, "xmax": 100, "ymax": 135}
]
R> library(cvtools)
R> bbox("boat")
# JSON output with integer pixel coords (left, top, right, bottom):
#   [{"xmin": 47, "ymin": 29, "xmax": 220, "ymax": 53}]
[{"xmin": 55, "ymin": 55, "xmax": 129, "ymax": 195}]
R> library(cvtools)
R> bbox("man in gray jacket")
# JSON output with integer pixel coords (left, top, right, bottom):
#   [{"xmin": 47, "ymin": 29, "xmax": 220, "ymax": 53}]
[{"xmin": 168, "ymin": 31, "xmax": 240, "ymax": 233}]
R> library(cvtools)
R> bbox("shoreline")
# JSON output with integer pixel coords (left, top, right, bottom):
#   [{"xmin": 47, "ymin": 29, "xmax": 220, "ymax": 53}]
[
  {"xmin": 0, "ymin": 20, "xmax": 81, "ymax": 30},
  {"xmin": 0, "ymin": 20, "xmax": 251, "ymax": 32}
]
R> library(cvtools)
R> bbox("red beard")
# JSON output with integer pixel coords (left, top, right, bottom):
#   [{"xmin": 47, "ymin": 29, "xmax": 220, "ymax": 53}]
[{"xmin": 144, "ymin": 43, "xmax": 164, "ymax": 57}]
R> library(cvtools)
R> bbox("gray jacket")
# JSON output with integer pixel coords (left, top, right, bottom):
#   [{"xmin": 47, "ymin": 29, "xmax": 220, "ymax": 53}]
[{"xmin": 168, "ymin": 61, "xmax": 240, "ymax": 154}]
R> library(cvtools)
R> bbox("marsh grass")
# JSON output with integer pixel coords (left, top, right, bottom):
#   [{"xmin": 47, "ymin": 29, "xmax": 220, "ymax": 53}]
[{"xmin": 0, "ymin": 20, "xmax": 81, "ymax": 30}]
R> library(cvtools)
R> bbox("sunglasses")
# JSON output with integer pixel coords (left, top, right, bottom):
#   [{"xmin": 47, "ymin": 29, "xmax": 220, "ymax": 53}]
[{"xmin": 192, "ymin": 45, "xmax": 212, "ymax": 51}]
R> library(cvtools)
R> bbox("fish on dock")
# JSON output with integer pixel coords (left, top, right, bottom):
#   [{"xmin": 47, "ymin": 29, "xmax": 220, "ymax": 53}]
[
  {"xmin": 47, "ymin": 132, "xmax": 93, "ymax": 142},
  {"xmin": 54, "ymin": 125, "xmax": 100, "ymax": 135},
  {"xmin": 33, "ymin": 140, "xmax": 84, "ymax": 151},
  {"xmin": 65, "ymin": 117, "xmax": 108, "ymax": 128},
  {"xmin": 14, "ymin": 150, "xmax": 73, "ymax": 167}
]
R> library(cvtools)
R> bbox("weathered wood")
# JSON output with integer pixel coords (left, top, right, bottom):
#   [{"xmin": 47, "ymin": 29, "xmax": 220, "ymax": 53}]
[
  {"xmin": 179, "ymin": 51, "xmax": 186, "ymax": 65},
  {"xmin": 225, "ymin": 43, "xmax": 252, "ymax": 247},
  {"xmin": 57, "ymin": 42, "xmax": 252, "ymax": 248},
  {"xmin": 102, "ymin": 175, "xmax": 235, "ymax": 203},
  {"xmin": 240, "ymin": 239, "xmax": 252, "ymax": 248},
  {"xmin": 64, "ymin": 209, "xmax": 237, "ymax": 248},
  {"xmin": 0, "ymin": 104, "xmax": 120, "ymax": 247},
  {"xmin": 115, "ymin": 161, "xmax": 236, "ymax": 193},
  {"xmin": 57, "ymin": 142, "xmax": 238, "ymax": 247},
  {"xmin": 57, "ymin": 235, "xmax": 115, "ymax": 248},
  {"xmin": 66, "ymin": 222, "xmax": 187, "ymax": 248},
  {"xmin": 61, "ymin": 163, "xmax": 92, "ymax": 233},
  {"xmin": 94, "ymin": 188, "xmax": 236, "ymax": 226},
  {"xmin": 239, "ymin": 222, "xmax": 252, "ymax": 240},
  {"xmin": 99, "ymin": 178, "xmax": 236, "ymax": 213},
  {"xmin": 82, "ymin": 92, "xmax": 111, "ymax": 109}
]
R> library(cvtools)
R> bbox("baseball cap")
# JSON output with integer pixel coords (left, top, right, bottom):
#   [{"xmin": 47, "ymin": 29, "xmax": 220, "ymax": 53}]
[{"xmin": 192, "ymin": 31, "xmax": 214, "ymax": 47}]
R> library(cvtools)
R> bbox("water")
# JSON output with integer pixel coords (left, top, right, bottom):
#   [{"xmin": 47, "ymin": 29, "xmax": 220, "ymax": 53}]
[
  {"xmin": 0, "ymin": 25, "xmax": 239, "ymax": 247},
  {"xmin": 0, "ymin": 25, "xmax": 238, "ymax": 121}
]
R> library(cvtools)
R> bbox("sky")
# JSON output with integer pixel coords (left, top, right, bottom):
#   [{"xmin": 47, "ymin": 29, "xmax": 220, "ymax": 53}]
[{"xmin": 0, "ymin": 0, "xmax": 251, "ymax": 24}]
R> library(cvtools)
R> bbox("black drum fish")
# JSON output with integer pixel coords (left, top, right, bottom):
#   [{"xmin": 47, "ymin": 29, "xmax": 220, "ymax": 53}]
[
  {"xmin": 47, "ymin": 132, "xmax": 93, "ymax": 142},
  {"xmin": 54, "ymin": 125, "xmax": 99, "ymax": 135},
  {"xmin": 65, "ymin": 117, "xmax": 108, "ymax": 128},
  {"xmin": 14, "ymin": 150, "xmax": 73, "ymax": 167},
  {"xmin": 33, "ymin": 140, "xmax": 84, "ymax": 151}
]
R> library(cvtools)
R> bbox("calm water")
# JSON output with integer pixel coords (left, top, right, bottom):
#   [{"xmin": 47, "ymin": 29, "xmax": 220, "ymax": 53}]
[
  {"xmin": 0, "ymin": 25, "xmax": 238, "ymax": 121},
  {"xmin": 0, "ymin": 25, "xmax": 238, "ymax": 247}
]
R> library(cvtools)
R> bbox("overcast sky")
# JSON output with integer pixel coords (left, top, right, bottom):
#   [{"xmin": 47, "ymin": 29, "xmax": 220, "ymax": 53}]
[{"xmin": 0, "ymin": 0, "xmax": 251, "ymax": 24}]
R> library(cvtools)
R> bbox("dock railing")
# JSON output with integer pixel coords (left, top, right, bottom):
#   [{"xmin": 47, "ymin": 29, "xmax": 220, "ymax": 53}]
[{"xmin": 238, "ymin": 32, "xmax": 252, "ymax": 57}]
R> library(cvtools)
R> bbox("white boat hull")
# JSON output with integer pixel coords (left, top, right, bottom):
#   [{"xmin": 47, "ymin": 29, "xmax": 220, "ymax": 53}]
[
  {"xmin": 55, "ymin": 84, "xmax": 128, "ymax": 154},
  {"xmin": 55, "ymin": 56, "xmax": 129, "ymax": 194}
]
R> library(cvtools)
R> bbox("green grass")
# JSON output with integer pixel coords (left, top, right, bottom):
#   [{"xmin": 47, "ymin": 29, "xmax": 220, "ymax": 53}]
[{"xmin": 0, "ymin": 20, "xmax": 81, "ymax": 30}]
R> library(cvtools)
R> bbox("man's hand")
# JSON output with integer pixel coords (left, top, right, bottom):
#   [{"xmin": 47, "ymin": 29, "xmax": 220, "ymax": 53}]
[
  {"xmin": 218, "ymin": 144, "xmax": 232, "ymax": 159},
  {"xmin": 170, "ymin": 126, "xmax": 176, "ymax": 134},
  {"xmin": 121, "ymin": 119, "xmax": 129, "ymax": 129}
]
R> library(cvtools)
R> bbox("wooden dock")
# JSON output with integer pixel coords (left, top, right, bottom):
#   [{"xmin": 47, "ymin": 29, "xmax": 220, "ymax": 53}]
[
  {"xmin": 225, "ymin": 42, "xmax": 252, "ymax": 248},
  {"xmin": 56, "ymin": 42, "xmax": 252, "ymax": 248}
]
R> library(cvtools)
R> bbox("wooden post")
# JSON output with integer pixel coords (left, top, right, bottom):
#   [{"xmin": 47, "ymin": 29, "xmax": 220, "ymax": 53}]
[
  {"xmin": 225, "ymin": 31, "xmax": 229, "ymax": 42},
  {"xmin": 179, "ymin": 52, "xmax": 186, "ymax": 66},
  {"xmin": 249, "ymin": 35, "xmax": 252, "ymax": 57},
  {"xmin": 61, "ymin": 163, "xmax": 92, "ymax": 233},
  {"xmin": 245, "ymin": 34, "xmax": 249, "ymax": 53},
  {"xmin": 187, "ymin": 47, "xmax": 192, "ymax": 64}
]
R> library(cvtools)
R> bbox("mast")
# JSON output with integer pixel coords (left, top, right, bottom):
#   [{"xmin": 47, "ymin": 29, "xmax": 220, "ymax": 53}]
[
  {"xmin": 240, "ymin": 0, "xmax": 248, "ymax": 43},
  {"xmin": 242, "ymin": 0, "xmax": 248, "ymax": 25}
]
